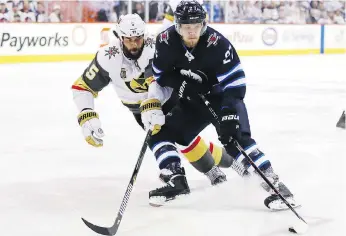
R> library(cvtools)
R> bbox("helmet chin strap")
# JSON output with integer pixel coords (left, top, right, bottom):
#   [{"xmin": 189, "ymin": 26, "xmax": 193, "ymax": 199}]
[
  {"xmin": 200, "ymin": 21, "xmax": 207, "ymax": 35},
  {"xmin": 113, "ymin": 30, "xmax": 120, "ymax": 39}
]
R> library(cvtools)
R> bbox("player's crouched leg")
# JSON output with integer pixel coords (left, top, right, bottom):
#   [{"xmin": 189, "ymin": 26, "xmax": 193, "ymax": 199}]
[
  {"xmin": 225, "ymin": 137, "xmax": 300, "ymax": 210},
  {"xmin": 147, "ymin": 134, "xmax": 190, "ymax": 207},
  {"xmin": 222, "ymin": 100, "xmax": 299, "ymax": 210},
  {"xmin": 178, "ymin": 136, "xmax": 227, "ymax": 185}
]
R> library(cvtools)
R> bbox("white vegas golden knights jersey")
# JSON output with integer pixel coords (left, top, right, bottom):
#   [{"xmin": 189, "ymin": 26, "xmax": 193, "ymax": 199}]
[{"xmin": 72, "ymin": 34, "xmax": 172, "ymax": 114}]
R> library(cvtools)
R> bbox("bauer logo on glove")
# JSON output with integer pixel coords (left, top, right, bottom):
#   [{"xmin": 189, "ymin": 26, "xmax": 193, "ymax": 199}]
[{"xmin": 221, "ymin": 114, "xmax": 239, "ymax": 121}]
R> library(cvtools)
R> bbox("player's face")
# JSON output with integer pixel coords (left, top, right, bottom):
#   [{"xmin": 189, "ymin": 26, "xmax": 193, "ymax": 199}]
[
  {"xmin": 123, "ymin": 36, "xmax": 144, "ymax": 56},
  {"xmin": 180, "ymin": 23, "xmax": 203, "ymax": 47}
]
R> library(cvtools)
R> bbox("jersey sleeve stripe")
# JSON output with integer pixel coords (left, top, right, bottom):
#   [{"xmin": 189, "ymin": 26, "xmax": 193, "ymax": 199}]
[
  {"xmin": 72, "ymin": 77, "xmax": 98, "ymax": 98},
  {"xmin": 216, "ymin": 63, "xmax": 243, "ymax": 82},
  {"xmin": 152, "ymin": 63, "xmax": 163, "ymax": 74},
  {"xmin": 152, "ymin": 141, "xmax": 176, "ymax": 154},
  {"xmin": 72, "ymin": 85, "xmax": 89, "ymax": 91},
  {"xmin": 223, "ymin": 76, "xmax": 246, "ymax": 90},
  {"xmin": 219, "ymin": 70, "xmax": 245, "ymax": 86}
]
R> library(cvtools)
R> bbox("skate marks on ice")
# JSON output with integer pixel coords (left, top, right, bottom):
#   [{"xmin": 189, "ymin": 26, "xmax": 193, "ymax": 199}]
[
  {"xmin": 0, "ymin": 167, "xmax": 341, "ymax": 236},
  {"xmin": 78, "ymin": 175, "xmax": 275, "ymax": 235},
  {"xmin": 154, "ymin": 174, "xmax": 268, "ymax": 212},
  {"xmin": 118, "ymin": 175, "xmax": 341, "ymax": 236},
  {"xmin": 0, "ymin": 175, "xmax": 155, "ymax": 236},
  {"xmin": 114, "ymin": 177, "xmax": 271, "ymax": 236}
]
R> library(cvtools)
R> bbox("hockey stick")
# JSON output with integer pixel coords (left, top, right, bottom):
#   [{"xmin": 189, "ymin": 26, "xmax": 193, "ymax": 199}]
[
  {"xmin": 81, "ymin": 131, "xmax": 151, "ymax": 235},
  {"xmin": 199, "ymin": 94, "xmax": 307, "ymax": 225}
]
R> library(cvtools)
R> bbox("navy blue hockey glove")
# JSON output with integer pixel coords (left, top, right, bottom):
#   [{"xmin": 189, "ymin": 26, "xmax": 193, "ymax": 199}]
[{"xmin": 218, "ymin": 106, "xmax": 241, "ymax": 146}]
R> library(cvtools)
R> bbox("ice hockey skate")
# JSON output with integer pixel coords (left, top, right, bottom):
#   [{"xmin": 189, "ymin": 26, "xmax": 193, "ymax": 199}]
[
  {"xmin": 160, "ymin": 164, "xmax": 227, "ymax": 186},
  {"xmin": 204, "ymin": 166, "xmax": 227, "ymax": 185},
  {"xmin": 150, "ymin": 163, "xmax": 190, "ymax": 207},
  {"xmin": 259, "ymin": 167, "xmax": 301, "ymax": 211}
]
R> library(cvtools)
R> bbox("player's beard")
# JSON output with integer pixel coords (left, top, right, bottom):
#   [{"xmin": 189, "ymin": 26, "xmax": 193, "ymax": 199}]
[
  {"xmin": 129, "ymin": 47, "xmax": 141, "ymax": 56},
  {"xmin": 123, "ymin": 44, "xmax": 144, "ymax": 60}
]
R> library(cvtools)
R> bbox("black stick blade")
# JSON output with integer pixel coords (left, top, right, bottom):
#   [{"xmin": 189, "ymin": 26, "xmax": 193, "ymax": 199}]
[
  {"xmin": 288, "ymin": 227, "xmax": 297, "ymax": 234},
  {"xmin": 81, "ymin": 218, "xmax": 118, "ymax": 236},
  {"xmin": 80, "ymin": 132, "xmax": 150, "ymax": 236},
  {"xmin": 336, "ymin": 111, "xmax": 345, "ymax": 129}
]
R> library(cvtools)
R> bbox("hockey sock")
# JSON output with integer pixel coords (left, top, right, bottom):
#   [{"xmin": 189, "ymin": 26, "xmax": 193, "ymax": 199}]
[
  {"xmin": 152, "ymin": 141, "xmax": 181, "ymax": 169},
  {"xmin": 209, "ymin": 141, "xmax": 233, "ymax": 168},
  {"xmin": 226, "ymin": 142, "xmax": 272, "ymax": 174},
  {"xmin": 180, "ymin": 136, "xmax": 215, "ymax": 173},
  {"xmin": 179, "ymin": 136, "xmax": 234, "ymax": 173}
]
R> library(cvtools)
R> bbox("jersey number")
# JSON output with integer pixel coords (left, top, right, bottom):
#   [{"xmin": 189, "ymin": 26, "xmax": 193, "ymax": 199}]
[
  {"xmin": 85, "ymin": 64, "xmax": 100, "ymax": 80},
  {"xmin": 223, "ymin": 45, "xmax": 233, "ymax": 64}
]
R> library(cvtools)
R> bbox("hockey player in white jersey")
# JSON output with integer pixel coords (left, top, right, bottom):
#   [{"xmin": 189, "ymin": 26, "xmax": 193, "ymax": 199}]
[{"xmin": 72, "ymin": 14, "xmax": 236, "ymax": 189}]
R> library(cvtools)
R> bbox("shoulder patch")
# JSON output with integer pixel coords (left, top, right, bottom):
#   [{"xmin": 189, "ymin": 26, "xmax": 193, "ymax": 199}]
[
  {"xmin": 145, "ymin": 37, "xmax": 155, "ymax": 48},
  {"xmin": 159, "ymin": 30, "xmax": 169, "ymax": 45},
  {"xmin": 104, "ymin": 45, "xmax": 120, "ymax": 59},
  {"xmin": 120, "ymin": 68, "xmax": 127, "ymax": 79},
  {"xmin": 207, "ymin": 32, "xmax": 220, "ymax": 48}
]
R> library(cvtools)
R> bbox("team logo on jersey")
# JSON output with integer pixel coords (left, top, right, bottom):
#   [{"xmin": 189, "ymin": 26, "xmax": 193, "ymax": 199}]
[
  {"xmin": 184, "ymin": 50, "xmax": 195, "ymax": 62},
  {"xmin": 125, "ymin": 74, "xmax": 154, "ymax": 93},
  {"xmin": 180, "ymin": 69, "xmax": 203, "ymax": 83},
  {"xmin": 120, "ymin": 68, "xmax": 127, "ymax": 79},
  {"xmin": 105, "ymin": 46, "xmax": 119, "ymax": 59},
  {"xmin": 159, "ymin": 31, "xmax": 169, "ymax": 45},
  {"xmin": 145, "ymin": 37, "xmax": 155, "ymax": 48},
  {"xmin": 207, "ymin": 32, "xmax": 220, "ymax": 48}
]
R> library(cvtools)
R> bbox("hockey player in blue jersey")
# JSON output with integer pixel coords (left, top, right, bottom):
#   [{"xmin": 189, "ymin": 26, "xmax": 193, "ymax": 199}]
[{"xmin": 140, "ymin": 0, "xmax": 300, "ymax": 210}]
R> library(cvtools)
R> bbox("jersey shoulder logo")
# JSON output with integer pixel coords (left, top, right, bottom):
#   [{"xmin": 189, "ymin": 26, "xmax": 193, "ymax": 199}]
[
  {"xmin": 145, "ymin": 37, "xmax": 155, "ymax": 48},
  {"xmin": 105, "ymin": 46, "xmax": 120, "ymax": 59},
  {"xmin": 207, "ymin": 32, "xmax": 220, "ymax": 48},
  {"xmin": 159, "ymin": 31, "xmax": 169, "ymax": 45}
]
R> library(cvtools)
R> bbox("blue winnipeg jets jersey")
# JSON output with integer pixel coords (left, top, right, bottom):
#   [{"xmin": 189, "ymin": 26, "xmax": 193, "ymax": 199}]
[{"xmin": 152, "ymin": 25, "xmax": 246, "ymax": 104}]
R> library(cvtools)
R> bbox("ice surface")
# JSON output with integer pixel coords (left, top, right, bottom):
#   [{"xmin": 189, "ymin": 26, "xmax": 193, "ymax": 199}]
[{"xmin": 0, "ymin": 54, "xmax": 345, "ymax": 236}]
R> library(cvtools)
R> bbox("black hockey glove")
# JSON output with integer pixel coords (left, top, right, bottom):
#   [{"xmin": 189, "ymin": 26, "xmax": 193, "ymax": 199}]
[
  {"xmin": 177, "ymin": 79, "xmax": 197, "ymax": 100},
  {"xmin": 177, "ymin": 69, "xmax": 210, "ymax": 100},
  {"xmin": 218, "ymin": 106, "xmax": 241, "ymax": 146}
]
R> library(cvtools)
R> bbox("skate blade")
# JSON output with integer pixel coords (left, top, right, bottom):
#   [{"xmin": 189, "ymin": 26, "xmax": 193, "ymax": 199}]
[
  {"xmin": 269, "ymin": 201, "xmax": 302, "ymax": 211},
  {"xmin": 211, "ymin": 177, "xmax": 227, "ymax": 186},
  {"xmin": 149, "ymin": 196, "xmax": 167, "ymax": 207},
  {"xmin": 149, "ymin": 193, "xmax": 190, "ymax": 207},
  {"xmin": 149, "ymin": 180, "xmax": 227, "ymax": 208},
  {"xmin": 149, "ymin": 202, "xmax": 164, "ymax": 207}
]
